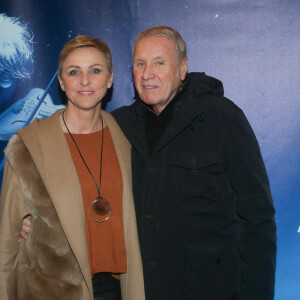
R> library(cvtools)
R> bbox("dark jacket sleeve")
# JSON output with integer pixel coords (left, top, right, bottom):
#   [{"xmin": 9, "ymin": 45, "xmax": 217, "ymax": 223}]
[{"xmin": 220, "ymin": 104, "xmax": 276, "ymax": 300}]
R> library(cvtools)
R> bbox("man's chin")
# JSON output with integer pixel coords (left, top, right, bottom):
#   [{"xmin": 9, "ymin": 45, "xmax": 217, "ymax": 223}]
[{"xmin": 139, "ymin": 97, "xmax": 160, "ymax": 106}]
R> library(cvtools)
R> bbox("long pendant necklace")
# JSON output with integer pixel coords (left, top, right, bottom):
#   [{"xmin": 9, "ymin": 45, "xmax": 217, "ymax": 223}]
[{"xmin": 62, "ymin": 110, "xmax": 112, "ymax": 223}]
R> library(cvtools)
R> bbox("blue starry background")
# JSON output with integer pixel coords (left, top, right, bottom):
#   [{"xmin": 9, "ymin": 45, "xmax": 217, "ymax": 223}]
[{"xmin": 0, "ymin": 0, "xmax": 299, "ymax": 299}]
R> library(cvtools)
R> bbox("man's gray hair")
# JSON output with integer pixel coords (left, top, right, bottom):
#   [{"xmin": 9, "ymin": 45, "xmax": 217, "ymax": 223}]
[{"xmin": 134, "ymin": 25, "xmax": 187, "ymax": 62}]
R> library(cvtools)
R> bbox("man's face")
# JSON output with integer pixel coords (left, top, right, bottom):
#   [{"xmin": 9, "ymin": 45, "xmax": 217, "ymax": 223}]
[{"xmin": 133, "ymin": 36, "xmax": 187, "ymax": 114}]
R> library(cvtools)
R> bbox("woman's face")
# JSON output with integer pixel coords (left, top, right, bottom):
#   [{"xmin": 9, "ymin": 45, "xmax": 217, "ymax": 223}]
[{"xmin": 58, "ymin": 47, "xmax": 113, "ymax": 111}]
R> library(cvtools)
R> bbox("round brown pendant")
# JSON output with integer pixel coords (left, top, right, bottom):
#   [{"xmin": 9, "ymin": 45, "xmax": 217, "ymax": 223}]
[{"xmin": 92, "ymin": 196, "xmax": 111, "ymax": 215}]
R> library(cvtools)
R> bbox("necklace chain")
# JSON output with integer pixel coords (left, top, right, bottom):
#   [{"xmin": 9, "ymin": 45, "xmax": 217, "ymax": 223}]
[{"xmin": 62, "ymin": 110, "xmax": 104, "ymax": 197}]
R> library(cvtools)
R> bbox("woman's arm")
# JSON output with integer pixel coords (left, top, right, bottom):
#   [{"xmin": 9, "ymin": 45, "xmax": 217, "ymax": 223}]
[{"xmin": 0, "ymin": 161, "xmax": 29, "ymax": 299}]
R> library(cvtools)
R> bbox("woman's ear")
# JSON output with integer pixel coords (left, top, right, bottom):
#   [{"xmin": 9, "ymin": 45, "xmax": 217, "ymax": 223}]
[{"xmin": 107, "ymin": 70, "xmax": 114, "ymax": 89}]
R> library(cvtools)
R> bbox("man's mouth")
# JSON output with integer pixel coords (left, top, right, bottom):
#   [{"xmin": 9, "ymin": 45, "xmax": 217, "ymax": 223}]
[{"xmin": 142, "ymin": 85, "xmax": 157, "ymax": 90}]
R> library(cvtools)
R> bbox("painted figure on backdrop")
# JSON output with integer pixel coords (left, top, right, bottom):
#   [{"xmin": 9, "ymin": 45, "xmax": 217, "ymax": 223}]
[{"xmin": 0, "ymin": 13, "xmax": 64, "ymax": 172}]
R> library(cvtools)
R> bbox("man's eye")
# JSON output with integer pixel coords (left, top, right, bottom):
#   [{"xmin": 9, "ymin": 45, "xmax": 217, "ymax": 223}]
[
  {"xmin": 69, "ymin": 69, "xmax": 79, "ymax": 76},
  {"xmin": 136, "ymin": 62, "xmax": 144, "ymax": 67},
  {"xmin": 156, "ymin": 61, "xmax": 164, "ymax": 66},
  {"xmin": 91, "ymin": 68, "xmax": 101, "ymax": 74}
]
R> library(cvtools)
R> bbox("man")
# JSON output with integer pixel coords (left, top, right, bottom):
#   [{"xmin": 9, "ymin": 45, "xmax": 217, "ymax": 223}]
[{"xmin": 112, "ymin": 25, "xmax": 276, "ymax": 300}]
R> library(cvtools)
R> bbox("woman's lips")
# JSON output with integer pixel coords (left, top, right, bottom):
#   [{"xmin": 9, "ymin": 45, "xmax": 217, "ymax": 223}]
[{"xmin": 78, "ymin": 91, "xmax": 94, "ymax": 95}]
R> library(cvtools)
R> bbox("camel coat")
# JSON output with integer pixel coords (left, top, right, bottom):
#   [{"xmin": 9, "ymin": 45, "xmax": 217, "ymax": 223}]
[{"xmin": 0, "ymin": 109, "xmax": 145, "ymax": 300}]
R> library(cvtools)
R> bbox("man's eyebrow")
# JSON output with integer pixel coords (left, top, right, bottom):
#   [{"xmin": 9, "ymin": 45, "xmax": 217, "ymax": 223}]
[{"xmin": 134, "ymin": 56, "xmax": 165, "ymax": 61}]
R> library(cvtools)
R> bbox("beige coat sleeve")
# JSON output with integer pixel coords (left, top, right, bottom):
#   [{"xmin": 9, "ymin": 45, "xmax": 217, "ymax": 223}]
[{"xmin": 0, "ymin": 161, "xmax": 30, "ymax": 299}]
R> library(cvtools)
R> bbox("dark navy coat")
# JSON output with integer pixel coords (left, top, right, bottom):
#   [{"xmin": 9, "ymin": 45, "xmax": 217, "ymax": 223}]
[{"xmin": 113, "ymin": 73, "xmax": 276, "ymax": 300}]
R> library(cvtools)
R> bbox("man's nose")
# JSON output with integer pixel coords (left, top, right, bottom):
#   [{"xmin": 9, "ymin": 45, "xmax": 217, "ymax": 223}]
[{"xmin": 142, "ymin": 64, "xmax": 155, "ymax": 80}]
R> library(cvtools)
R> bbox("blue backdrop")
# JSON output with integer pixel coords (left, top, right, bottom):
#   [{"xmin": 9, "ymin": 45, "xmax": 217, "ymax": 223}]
[{"xmin": 0, "ymin": 1, "xmax": 299, "ymax": 299}]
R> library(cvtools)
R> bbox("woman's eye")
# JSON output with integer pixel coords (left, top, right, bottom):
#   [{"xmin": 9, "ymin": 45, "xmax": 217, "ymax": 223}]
[
  {"xmin": 69, "ymin": 69, "xmax": 79, "ymax": 76},
  {"xmin": 91, "ymin": 68, "xmax": 101, "ymax": 74}
]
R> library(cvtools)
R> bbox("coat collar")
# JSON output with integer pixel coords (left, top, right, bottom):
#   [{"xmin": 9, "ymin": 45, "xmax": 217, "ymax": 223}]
[
  {"xmin": 129, "ymin": 84, "xmax": 204, "ymax": 160},
  {"xmin": 126, "ymin": 72, "xmax": 223, "ymax": 160}
]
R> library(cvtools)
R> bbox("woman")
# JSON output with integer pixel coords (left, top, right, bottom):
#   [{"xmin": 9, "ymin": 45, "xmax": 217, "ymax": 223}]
[{"xmin": 0, "ymin": 35, "xmax": 145, "ymax": 300}]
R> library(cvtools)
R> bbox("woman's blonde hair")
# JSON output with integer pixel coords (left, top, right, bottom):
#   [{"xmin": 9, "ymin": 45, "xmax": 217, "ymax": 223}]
[{"xmin": 58, "ymin": 35, "xmax": 112, "ymax": 74}]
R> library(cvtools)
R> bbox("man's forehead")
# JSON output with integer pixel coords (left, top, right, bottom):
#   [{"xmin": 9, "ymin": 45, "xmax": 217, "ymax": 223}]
[
  {"xmin": 133, "ymin": 36, "xmax": 176, "ymax": 59},
  {"xmin": 135, "ymin": 36, "xmax": 175, "ymax": 47}
]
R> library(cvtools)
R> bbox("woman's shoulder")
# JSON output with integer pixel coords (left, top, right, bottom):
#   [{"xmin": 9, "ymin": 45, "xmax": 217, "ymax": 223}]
[
  {"xmin": 5, "ymin": 109, "xmax": 64, "ymax": 164},
  {"xmin": 18, "ymin": 109, "xmax": 63, "ymax": 141},
  {"xmin": 4, "ymin": 134, "xmax": 24, "ymax": 161},
  {"xmin": 4, "ymin": 133, "xmax": 33, "ymax": 175}
]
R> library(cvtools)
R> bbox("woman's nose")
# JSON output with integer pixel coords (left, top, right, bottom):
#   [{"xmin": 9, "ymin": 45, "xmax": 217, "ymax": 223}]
[{"xmin": 81, "ymin": 73, "xmax": 91, "ymax": 85}]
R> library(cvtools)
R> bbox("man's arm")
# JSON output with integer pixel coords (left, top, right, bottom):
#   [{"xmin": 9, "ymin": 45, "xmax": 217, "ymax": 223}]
[
  {"xmin": 20, "ymin": 216, "xmax": 31, "ymax": 241},
  {"xmin": 221, "ymin": 106, "xmax": 276, "ymax": 300}
]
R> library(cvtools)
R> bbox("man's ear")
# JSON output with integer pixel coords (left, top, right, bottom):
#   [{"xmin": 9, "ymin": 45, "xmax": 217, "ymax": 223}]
[
  {"xmin": 58, "ymin": 74, "xmax": 65, "ymax": 92},
  {"xmin": 179, "ymin": 58, "xmax": 188, "ymax": 81}
]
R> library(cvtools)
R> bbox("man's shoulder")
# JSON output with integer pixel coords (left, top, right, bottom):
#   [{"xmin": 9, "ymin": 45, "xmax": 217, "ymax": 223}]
[
  {"xmin": 112, "ymin": 102, "xmax": 139, "ymax": 123},
  {"xmin": 111, "ymin": 104, "xmax": 131, "ymax": 118},
  {"xmin": 195, "ymin": 93, "xmax": 243, "ymax": 120},
  {"xmin": 112, "ymin": 102, "xmax": 137, "ymax": 113},
  {"xmin": 186, "ymin": 72, "xmax": 242, "ymax": 117}
]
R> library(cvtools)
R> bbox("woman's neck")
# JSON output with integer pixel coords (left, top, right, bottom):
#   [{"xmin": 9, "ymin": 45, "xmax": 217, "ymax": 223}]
[{"xmin": 60, "ymin": 107, "xmax": 104, "ymax": 134}]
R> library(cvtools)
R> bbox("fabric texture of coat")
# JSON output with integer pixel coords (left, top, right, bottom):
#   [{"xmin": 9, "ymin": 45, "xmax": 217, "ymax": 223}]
[
  {"xmin": 112, "ymin": 72, "xmax": 277, "ymax": 300},
  {"xmin": 0, "ymin": 109, "xmax": 145, "ymax": 300}
]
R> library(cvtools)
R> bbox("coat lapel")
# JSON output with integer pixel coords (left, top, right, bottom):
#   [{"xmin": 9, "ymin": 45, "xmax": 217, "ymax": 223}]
[
  {"xmin": 154, "ymin": 108, "xmax": 203, "ymax": 153},
  {"xmin": 122, "ymin": 118, "xmax": 149, "ymax": 161},
  {"xmin": 128, "ymin": 96, "xmax": 203, "ymax": 157}
]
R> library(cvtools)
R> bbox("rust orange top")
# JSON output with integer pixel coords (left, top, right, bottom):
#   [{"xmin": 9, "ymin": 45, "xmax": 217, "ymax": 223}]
[{"xmin": 65, "ymin": 128, "xmax": 127, "ymax": 276}]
